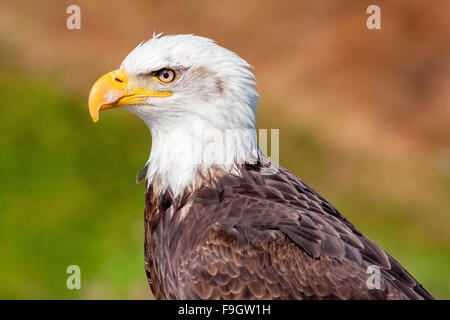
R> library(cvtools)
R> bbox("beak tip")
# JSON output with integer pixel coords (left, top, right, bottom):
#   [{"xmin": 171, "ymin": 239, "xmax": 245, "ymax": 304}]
[
  {"xmin": 88, "ymin": 69, "xmax": 128, "ymax": 124},
  {"xmin": 90, "ymin": 112, "xmax": 99, "ymax": 123}
]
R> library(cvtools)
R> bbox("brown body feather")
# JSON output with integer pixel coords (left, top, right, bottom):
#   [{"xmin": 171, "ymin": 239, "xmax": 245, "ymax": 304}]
[{"xmin": 143, "ymin": 157, "xmax": 433, "ymax": 300}]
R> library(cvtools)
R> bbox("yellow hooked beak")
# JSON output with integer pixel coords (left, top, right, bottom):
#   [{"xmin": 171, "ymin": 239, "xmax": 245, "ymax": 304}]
[{"xmin": 88, "ymin": 69, "xmax": 172, "ymax": 122}]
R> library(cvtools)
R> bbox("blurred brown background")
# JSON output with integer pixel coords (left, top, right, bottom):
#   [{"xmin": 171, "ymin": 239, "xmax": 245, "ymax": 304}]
[{"xmin": 0, "ymin": 0, "xmax": 449, "ymax": 299}]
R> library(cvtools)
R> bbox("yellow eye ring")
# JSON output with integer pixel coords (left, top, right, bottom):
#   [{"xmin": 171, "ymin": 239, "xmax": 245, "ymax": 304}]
[{"xmin": 153, "ymin": 68, "xmax": 177, "ymax": 84}]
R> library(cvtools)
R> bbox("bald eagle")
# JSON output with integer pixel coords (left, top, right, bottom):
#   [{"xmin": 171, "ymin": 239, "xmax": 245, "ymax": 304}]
[{"xmin": 88, "ymin": 34, "xmax": 433, "ymax": 300}]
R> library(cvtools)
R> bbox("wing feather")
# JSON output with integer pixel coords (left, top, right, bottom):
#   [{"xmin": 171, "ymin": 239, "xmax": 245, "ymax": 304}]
[{"xmin": 145, "ymin": 159, "xmax": 433, "ymax": 300}]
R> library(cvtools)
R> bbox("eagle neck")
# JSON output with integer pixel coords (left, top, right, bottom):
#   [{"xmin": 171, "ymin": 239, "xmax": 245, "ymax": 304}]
[{"xmin": 144, "ymin": 119, "xmax": 259, "ymax": 196}]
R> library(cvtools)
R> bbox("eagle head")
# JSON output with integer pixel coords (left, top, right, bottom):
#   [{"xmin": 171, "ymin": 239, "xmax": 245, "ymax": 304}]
[{"xmin": 89, "ymin": 34, "xmax": 260, "ymax": 194}]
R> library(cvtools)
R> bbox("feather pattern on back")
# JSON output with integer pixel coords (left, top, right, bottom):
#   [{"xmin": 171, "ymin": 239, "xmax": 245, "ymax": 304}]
[{"xmin": 143, "ymin": 156, "xmax": 433, "ymax": 300}]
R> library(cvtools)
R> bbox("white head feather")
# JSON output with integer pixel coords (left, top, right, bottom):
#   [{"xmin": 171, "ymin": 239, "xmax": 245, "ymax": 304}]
[{"xmin": 120, "ymin": 34, "xmax": 259, "ymax": 195}]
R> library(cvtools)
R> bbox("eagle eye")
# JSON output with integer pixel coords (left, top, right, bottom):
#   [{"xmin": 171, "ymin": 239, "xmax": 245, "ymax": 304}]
[{"xmin": 155, "ymin": 68, "xmax": 176, "ymax": 84}]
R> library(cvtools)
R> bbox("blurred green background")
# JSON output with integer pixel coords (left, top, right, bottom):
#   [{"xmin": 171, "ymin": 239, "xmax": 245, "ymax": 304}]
[{"xmin": 0, "ymin": 0, "xmax": 449, "ymax": 299}]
